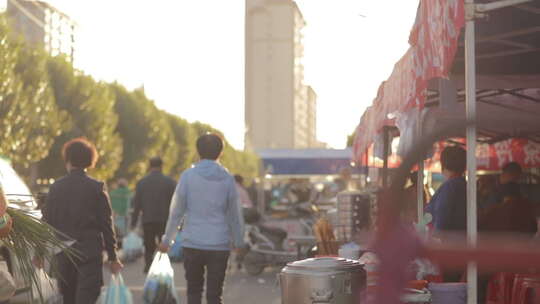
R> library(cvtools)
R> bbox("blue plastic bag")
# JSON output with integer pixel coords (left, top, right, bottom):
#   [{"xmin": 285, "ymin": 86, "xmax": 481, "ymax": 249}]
[
  {"xmin": 114, "ymin": 216, "xmax": 128, "ymax": 237},
  {"xmin": 122, "ymin": 232, "xmax": 143, "ymax": 262},
  {"xmin": 99, "ymin": 274, "xmax": 133, "ymax": 304},
  {"xmin": 168, "ymin": 232, "xmax": 183, "ymax": 262},
  {"xmin": 143, "ymin": 253, "xmax": 179, "ymax": 304}
]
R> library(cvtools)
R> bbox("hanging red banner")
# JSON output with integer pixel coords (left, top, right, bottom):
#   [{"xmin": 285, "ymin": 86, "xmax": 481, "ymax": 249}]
[
  {"xmin": 353, "ymin": 0, "xmax": 466, "ymax": 162},
  {"xmin": 428, "ymin": 138, "xmax": 540, "ymax": 171}
]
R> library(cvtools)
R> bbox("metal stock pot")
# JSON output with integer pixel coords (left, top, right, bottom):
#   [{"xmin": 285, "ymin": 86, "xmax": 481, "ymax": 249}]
[{"xmin": 279, "ymin": 257, "xmax": 366, "ymax": 304}]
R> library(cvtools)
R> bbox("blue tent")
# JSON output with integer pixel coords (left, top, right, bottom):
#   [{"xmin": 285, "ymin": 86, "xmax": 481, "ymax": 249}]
[{"xmin": 257, "ymin": 148, "xmax": 362, "ymax": 176}]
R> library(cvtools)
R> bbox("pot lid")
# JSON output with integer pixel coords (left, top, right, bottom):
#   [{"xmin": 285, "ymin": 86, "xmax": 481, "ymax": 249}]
[{"xmin": 285, "ymin": 257, "xmax": 363, "ymax": 271}]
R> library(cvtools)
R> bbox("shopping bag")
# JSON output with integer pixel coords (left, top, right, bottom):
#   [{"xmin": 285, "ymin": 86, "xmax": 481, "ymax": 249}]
[
  {"xmin": 168, "ymin": 232, "xmax": 183, "ymax": 263},
  {"xmin": 122, "ymin": 231, "xmax": 144, "ymax": 262},
  {"xmin": 0, "ymin": 262, "xmax": 16, "ymax": 302},
  {"xmin": 98, "ymin": 274, "xmax": 133, "ymax": 304},
  {"xmin": 143, "ymin": 253, "xmax": 179, "ymax": 304},
  {"xmin": 32, "ymin": 269, "xmax": 63, "ymax": 304}
]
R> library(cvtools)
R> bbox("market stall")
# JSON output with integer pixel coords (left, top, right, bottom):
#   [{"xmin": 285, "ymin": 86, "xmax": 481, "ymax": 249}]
[{"xmin": 352, "ymin": 0, "xmax": 540, "ymax": 303}]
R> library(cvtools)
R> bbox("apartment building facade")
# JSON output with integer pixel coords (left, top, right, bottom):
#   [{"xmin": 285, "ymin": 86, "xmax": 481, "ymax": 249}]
[
  {"xmin": 245, "ymin": 0, "xmax": 319, "ymax": 150},
  {"xmin": 6, "ymin": 0, "xmax": 75, "ymax": 62}
]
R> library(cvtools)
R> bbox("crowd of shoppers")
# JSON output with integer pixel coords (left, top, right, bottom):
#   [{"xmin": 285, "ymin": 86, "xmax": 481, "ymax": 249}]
[
  {"xmin": 422, "ymin": 147, "xmax": 538, "ymax": 239},
  {"xmin": 31, "ymin": 133, "xmax": 246, "ymax": 304},
  {"xmin": 418, "ymin": 145, "xmax": 539, "ymax": 304}
]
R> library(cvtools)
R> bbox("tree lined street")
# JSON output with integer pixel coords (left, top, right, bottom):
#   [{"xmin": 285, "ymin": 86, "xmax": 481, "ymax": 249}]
[{"xmin": 0, "ymin": 16, "xmax": 259, "ymax": 187}]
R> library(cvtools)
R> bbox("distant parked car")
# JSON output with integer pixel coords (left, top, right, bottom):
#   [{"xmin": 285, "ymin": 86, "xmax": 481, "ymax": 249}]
[{"xmin": 0, "ymin": 158, "xmax": 41, "ymax": 297}]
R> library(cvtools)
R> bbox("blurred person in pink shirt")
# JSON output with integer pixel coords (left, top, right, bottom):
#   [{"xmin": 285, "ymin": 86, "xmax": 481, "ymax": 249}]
[{"xmin": 234, "ymin": 175, "xmax": 253, "ymax": 209}]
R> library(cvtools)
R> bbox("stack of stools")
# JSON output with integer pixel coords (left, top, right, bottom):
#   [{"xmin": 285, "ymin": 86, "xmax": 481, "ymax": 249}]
[
  {"xmin": 336, "ymin": 191, "xmax": 372, "ymax": 242},
  {"xmin": 486, "ymin": 273, "xmax": 540, "ymax": 304},
  {"xmin": 512, "ymin": 274, "xmax": 540, "ymax": 304},
  {"xmin": 486, "ymin": 273, "xmax": 517, "ymax": 304}
]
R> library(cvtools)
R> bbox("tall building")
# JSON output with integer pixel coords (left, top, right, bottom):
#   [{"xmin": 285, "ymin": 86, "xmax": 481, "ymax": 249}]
[
  {"xmin": 245, "ymin": 0, "xmax": 319, "ymax": 150},
  {"xmin": 6, "ymin": 0, "xmax": 75, "ymax": 62},
  {"xmin": 305, "ymin": 86, "xmax": 318, "ymax": 148}
]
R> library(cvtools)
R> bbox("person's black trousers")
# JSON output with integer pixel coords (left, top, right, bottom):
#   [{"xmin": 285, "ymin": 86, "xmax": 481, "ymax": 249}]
[
  {"xmin": 55, "ymin": 252, "xmax": 103, "ymax": 304},
  {"xmin": 183, "ymin": 247, "xmax": 230, "ymax": 304},
  {"xmin": 143, "ymin": 222, "xmax": 166, "ymax": 272}
]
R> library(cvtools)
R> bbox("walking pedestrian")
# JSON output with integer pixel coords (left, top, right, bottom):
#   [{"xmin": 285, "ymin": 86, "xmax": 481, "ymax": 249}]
[
  {"xmin": 234, "ymin": 174, "xmax": 253, "ymax": 209},
  {"xmin": 109, "ymin": 178, "xmax": 132, "ymax": 246},
  {"xmin": 39, "ymin": 137, "xmax": 122, "ymax": 304},
  {"xmin": 159, "ymin": 133, "xmax": 244, "ymax": 304},
  {"xmin": 131, "ymin": 156, "xmax": 176, "ymax": 273}
]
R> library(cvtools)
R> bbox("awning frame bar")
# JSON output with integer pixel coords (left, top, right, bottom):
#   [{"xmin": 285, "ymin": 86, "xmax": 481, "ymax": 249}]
[{"xmin": 476, "ymin": 0, "xmax": 534, "ymax": 12}]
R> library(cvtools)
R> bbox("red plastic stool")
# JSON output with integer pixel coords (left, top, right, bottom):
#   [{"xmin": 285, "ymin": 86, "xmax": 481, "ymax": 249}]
[
  {"xmin": 515, "ymin": 280, "xmax": 540, "ymax": 304},
  {"xmin": 486, "ymin": 272, "xmax": 516, "ymax": 304},
  {"xmin": 512, "ymin": 275, "xmax": 540, "ymax": 304},
  {"xmin": 487, "ymin": 273, "xmax": 517, "ymax": 304}
]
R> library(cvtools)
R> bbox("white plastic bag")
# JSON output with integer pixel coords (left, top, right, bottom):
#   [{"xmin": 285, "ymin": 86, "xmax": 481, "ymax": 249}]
[
  {"xmin": 122, "ymin": 232, "xmax": 144, "ymax": 262},
  {"xmin": 143, "ymin": 253, "xmax": 179, "ymax": 304},
  {"xmin": 98, "ymin": 274, "xmax": 133, "ymax": 304},
  {"xmin": 32, "ymin": 269, "xmax": 63, "ymax": 304},
  {"xmin": 0, "ymin": 261, "xmax": 16, "ymax": 302}
]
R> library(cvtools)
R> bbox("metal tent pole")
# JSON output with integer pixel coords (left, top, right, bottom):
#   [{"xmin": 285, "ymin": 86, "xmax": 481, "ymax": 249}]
[
  {"xmin": 258, "ymin": 159, "xmax": 266, "ymax": 216},
  {"xmin": 465, "ymin": 1, "xmax": 478, "ymax": 303},
  {"xmin": 416, "ymin": 109, "xmax": 425, "ymax": 225},
  {"xmin": 382, "ymin": 126, "xmax": 390, "ymax": 188},
  {"xmin": 476, "ymin": 0, "xmax": 532, "ymax": 12}
]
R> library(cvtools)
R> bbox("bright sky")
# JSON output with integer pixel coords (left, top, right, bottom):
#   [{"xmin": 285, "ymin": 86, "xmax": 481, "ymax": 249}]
[{"xmin": 29, "ymin": 0, "xmax": 419, "ymax": 150}]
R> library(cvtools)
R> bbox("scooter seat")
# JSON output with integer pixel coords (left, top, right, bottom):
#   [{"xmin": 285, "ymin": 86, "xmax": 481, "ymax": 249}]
[{"xmin": 259, "ymin": 225, "xmax": 287, "ymax": 241}]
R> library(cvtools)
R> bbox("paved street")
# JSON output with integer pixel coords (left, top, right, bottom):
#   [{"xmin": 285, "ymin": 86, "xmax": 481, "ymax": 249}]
[
  {"xmin": 13, "ymin": 255, "xmax": 281, "ymax": 304},
  {"xmin": 105, "ymin": 256, "xmax": 282, "ymax": 304}
]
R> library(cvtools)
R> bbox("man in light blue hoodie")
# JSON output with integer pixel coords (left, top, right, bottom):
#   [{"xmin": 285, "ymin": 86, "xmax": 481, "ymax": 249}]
[{"xmin": 159, "ymin": 133, "xmax": 244, "ymax": 304}]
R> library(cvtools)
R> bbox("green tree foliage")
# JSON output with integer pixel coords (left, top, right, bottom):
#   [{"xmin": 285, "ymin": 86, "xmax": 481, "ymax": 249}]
[
  {"xmin": 347, "ymin": 131, "xmax": 356, "ymax": 147},
  {"xmin": 1, "ymin": 15, "xmax": 258, "ymax": 186},
  {"xmin": 37, "ymin": 56, "xmax": 122, "ymax": 181},
  {"xmin": 112, "ymin": 86, "xmax": 177, "ymax": 183},
  {"xmin": 165, "ymin": 112, "xmax": 195, "ymax": 178},
  {"xmin": 0, "ymin": 18, "xmax": 67, "ymax": 168}
]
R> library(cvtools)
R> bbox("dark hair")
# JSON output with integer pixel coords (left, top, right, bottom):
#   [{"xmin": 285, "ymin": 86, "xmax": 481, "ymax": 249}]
[
  {"xmin": 62, "ymin": 137, "xmax": 98, "ymax": 169},
  {"xmin": 149, "ymin": 156, "xmax": 163, "ymax": 168},
  {"xmin": 234, "ymin": 174, "xmax": 244, "ymax": 185},
  {"xmin": 502, "ymin": 162, "xmax": 522, "ymax": 176},
  {"xmin": 196, "ymin": 133, "xmax": 224, "ymax": 160},
  {"xmin": 440, "ymin": 146, "xmax": 466, "ymax": 174}
]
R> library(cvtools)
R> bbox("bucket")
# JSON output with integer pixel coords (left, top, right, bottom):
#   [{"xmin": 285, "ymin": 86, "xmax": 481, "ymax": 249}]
[
  {"xmin": 428, "ymin": 282, "xmax": 467, "ymax": 304},
  {"xmin": 338, "ymin": 242, "xmax": 362, "ymax": 260}
]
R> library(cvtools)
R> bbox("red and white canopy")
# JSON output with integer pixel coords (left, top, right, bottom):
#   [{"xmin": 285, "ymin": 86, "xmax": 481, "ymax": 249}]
[{"xmin": 353, "ymin": 0, "xmax": 540, "ymax": 164}]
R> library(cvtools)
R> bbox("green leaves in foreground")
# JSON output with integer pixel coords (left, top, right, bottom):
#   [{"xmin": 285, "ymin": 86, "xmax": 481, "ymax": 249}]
[{"xmin": 2, "ymin": 208, "xmax": 79, "ymax": 303}]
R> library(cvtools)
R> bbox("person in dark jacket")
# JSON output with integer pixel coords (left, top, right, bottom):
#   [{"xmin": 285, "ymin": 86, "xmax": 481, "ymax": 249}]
[
  {"xmin": 41, "ymin": 138, "xmax": 122, "ymax": 304},
  {"xmin": 131, "ymin": 156, "xmax": 176, "ymax": 273},
  {"xmin": 483, "ymin": 162, "xmax": 523, "ymax": 208},
  {"xmin": 480, "ymin": 182, "xmax": 537, "ymax": 235}
]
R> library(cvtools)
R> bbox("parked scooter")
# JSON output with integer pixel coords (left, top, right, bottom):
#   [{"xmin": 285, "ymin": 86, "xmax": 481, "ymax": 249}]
[{"xmin": 239, "ymin": 207, "xmax": 317, "ymax": 276}]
